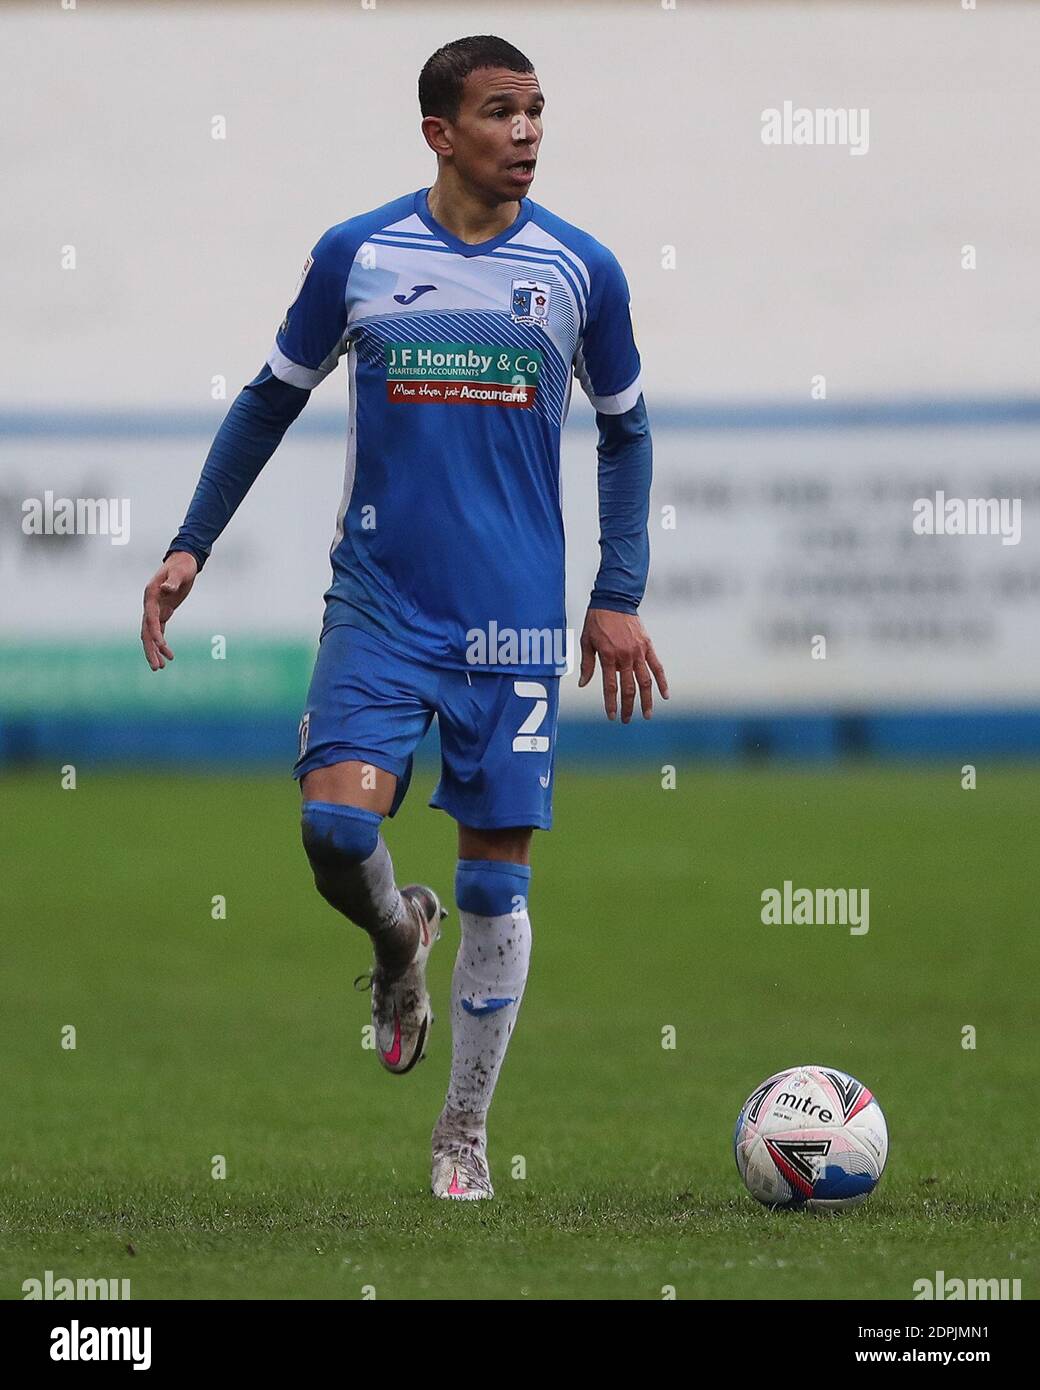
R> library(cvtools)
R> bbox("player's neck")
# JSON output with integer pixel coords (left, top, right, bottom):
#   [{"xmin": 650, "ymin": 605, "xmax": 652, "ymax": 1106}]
[{"xmin": 426, "ymin": 174, "xmax": 521, "ymax": 246}]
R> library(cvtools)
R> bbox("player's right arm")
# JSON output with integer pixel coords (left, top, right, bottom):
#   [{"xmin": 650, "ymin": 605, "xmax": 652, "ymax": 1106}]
[{"xmin": 141, "ymin": 230, "xmax": 351, "ymax": 670}]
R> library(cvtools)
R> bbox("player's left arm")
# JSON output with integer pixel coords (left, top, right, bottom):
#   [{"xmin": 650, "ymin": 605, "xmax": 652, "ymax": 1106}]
[{"xmin": 574, "ymin": 250, "xmax": 669, "ymax": 722}]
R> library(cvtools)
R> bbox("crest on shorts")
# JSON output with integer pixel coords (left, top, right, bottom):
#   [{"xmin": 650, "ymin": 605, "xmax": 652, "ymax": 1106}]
[{"xmin": 298, "ymin": 711, "xmax": 310, "ymax": 759}]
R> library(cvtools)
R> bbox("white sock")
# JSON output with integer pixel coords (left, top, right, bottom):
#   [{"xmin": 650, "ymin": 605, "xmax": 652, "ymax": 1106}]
[{"xmin": 444, "ymin": 905, "xmax": 532, "ymax": 1125}]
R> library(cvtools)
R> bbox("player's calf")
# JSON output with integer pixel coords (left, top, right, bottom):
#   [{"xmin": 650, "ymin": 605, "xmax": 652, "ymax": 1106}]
[
  {"xmin": 431, "ymin": 857, "xmax": 533, "ymax": 1198},
  {"xmin": 301, "ymin": 800, "xmax": 416, "ymax": 971}
]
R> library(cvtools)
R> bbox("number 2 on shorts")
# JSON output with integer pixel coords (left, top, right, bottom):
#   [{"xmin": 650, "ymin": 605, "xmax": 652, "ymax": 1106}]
[{"xmin": 512, "ymin": 681, "xmax": 549, "ymax": 753}]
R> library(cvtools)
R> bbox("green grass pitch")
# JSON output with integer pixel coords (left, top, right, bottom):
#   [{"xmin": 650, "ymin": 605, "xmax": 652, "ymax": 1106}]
[{"xmin": 2, "ymin": 764, "xmax": 1037, "ymax": 1300}]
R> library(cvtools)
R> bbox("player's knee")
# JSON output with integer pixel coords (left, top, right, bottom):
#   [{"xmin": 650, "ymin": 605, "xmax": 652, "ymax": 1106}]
[
  {"xmin": 456, "ymin": 859, "xmax": 532, "ymax": 919},
  {"xmin": 301, "ymin": 801, "xmax": 382, "ymax": 903}
]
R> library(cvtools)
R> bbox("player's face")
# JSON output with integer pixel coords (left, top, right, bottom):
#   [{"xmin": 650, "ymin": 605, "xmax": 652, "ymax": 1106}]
[{"xmin": 452, "ymin": 67, "xmax": 544, "ymax": 200}]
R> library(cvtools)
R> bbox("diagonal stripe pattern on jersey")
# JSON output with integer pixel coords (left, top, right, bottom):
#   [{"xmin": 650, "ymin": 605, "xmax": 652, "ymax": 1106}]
[{"xmin": 267, "ymin": 188, "xmax": 643, "ymax": 676}]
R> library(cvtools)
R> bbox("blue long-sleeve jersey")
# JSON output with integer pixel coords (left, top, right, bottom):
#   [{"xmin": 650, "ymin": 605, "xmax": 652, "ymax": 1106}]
[{"xmin": 167, "ymin": 187, "xmax": 653, "ymax": 674}]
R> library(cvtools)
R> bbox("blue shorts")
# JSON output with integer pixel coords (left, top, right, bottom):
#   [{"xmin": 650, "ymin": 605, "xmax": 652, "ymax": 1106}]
[{"xmin": 292, "ymin": 624, "xmax": 560, "ymax": 830}]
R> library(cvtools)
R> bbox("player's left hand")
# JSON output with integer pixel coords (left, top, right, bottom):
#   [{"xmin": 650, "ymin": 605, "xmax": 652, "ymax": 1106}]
[
  {"xmin": 140, "ymin": 551, "xmax": 198, "ymax": 671},
  {"xmin": 578, "ymin": 608, "xmax": 669, "ymax": 722}
]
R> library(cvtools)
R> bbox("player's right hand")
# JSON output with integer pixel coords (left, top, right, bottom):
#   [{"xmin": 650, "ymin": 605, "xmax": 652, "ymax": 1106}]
[{"xmin": 140, "ymin": 552, "xmax": 199, "ymax": 670}]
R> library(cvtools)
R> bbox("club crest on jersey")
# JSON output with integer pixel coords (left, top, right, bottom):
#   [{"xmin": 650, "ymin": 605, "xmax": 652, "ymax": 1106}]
[{"xmin": 510, "ymin": 279, "xmax": 550, "ymax": 325}]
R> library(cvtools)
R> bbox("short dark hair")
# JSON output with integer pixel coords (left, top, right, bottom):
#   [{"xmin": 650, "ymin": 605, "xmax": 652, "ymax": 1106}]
[{"xmin": 418, "ymin": 35, "xmax": 535, "ymax": 123}]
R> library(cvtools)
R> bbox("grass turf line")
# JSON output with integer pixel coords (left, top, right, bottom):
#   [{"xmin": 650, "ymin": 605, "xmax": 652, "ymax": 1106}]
[{"xmin": 2, "ymin": 766, "xmax": 1037, "ymax": 1299}]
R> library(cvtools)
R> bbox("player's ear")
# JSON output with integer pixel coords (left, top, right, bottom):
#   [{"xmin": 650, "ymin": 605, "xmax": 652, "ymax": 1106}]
[{"xmin": 421, "ymin": 116, "xmax": 453, "ymax": 159}]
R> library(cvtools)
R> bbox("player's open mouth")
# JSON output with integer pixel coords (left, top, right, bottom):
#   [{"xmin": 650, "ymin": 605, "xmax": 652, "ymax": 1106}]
[{"xmin": 508, "ymin": 161, "xmax": 536, "ymax": 182}]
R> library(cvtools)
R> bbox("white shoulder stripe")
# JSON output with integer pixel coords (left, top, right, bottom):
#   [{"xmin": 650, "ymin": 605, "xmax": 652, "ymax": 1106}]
[
  {"xmin": 512, "ymin": 225, "xmax": 593, "ymax": 294},
  {"xmin": 381, "ymin": 212, "xmax": 432, "ymax": 236},
  {"xmin": 372, "ymin": 227, "xmax": 444, "ymax": 242},
  {"xmin": 267, "ymin": 343, "xmax": 333, "ymax": 391},
  {"xmin": 369, "ymin": 232, "xmax": 449, "ymax": 250}
]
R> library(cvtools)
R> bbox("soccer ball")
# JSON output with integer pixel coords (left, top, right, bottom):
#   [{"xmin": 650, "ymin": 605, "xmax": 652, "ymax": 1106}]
[{"xmin": 733, "ymin": 1064, "xmax": 888, "ymax": 1211}]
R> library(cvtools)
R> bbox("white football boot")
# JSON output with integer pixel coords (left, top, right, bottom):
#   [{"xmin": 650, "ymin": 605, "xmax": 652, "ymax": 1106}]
[
  {"xmin": 431, "ymin": 1109, "xmax": 494, "ymax": 1200},
  {"xmin": 356, "ymin": 885, "xmax": 445, "ymax": 1076}
]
